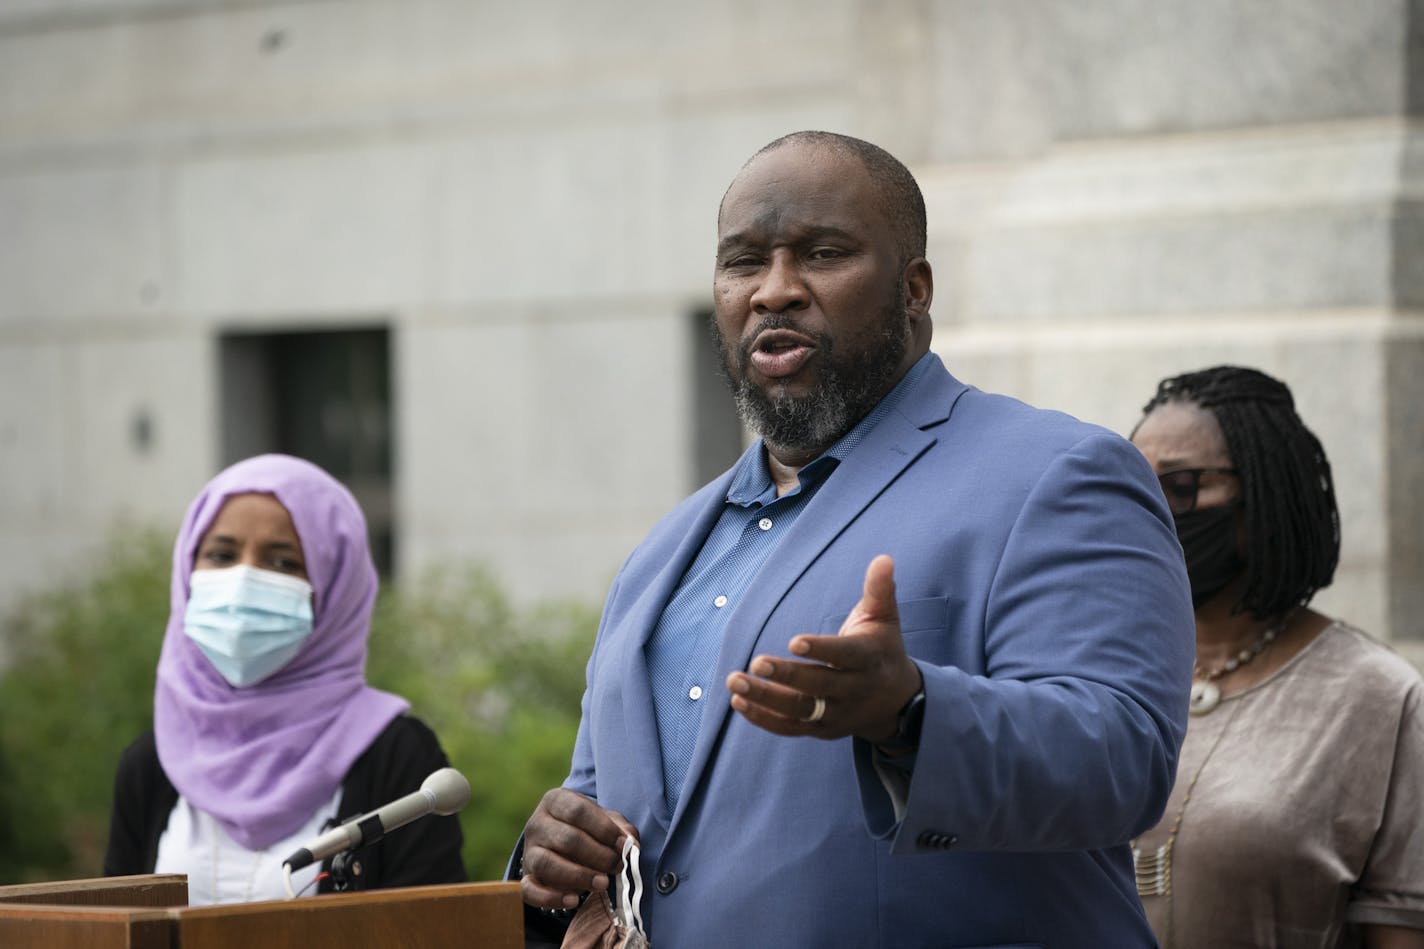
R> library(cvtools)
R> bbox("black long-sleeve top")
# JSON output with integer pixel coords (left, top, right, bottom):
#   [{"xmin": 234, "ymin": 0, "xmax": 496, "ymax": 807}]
[{"xmin": 103, "ymin": 715, "xmax": 466, "ymax": 893}]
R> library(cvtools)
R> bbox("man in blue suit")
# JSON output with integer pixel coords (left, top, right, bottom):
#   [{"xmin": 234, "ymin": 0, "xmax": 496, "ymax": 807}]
[{"xmin": 517, "ymin": 131, "xmax": 1194, "ymax": 948}]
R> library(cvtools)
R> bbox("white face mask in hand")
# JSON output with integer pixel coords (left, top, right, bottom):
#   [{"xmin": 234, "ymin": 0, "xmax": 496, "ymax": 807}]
[
  {"xmin": 561, "ymin": 837, "xmax": 649, "ymax": 949},
  {"xmin": 183, "ymin": 565, "xmax": 315, "ymax": 687}
]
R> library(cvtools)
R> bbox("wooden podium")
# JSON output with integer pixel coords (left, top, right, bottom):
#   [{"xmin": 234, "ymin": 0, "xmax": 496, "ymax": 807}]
[{"xmin": 0, "ymin": 874, "xmax": 523, "ymax": 948}]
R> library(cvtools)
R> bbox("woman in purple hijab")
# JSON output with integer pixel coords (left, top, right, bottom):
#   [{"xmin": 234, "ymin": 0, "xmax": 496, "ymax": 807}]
[{"xmin": 103, "ymin": 454, "xmax": 465, "ymax": 903}]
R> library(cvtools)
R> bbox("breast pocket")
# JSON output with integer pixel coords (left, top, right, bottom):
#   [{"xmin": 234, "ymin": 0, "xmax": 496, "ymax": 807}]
[{"xmin": 820, "ymin": 595, "xmax": 980, "ymax": 672}]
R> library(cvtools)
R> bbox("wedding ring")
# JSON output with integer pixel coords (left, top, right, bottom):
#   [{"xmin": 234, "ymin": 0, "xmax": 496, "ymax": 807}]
[{"xmin": 802, "ymin": 696, "xmax": 826, "ymax": 723}]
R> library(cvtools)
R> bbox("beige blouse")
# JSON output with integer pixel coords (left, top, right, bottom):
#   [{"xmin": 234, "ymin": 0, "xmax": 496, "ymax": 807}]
[{"xmin": 1135, "ymin": 622, "xmax": 1424, "ymax": 947}]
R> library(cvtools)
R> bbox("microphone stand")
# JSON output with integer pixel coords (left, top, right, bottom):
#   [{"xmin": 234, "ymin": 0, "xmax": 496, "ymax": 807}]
[
  {"xmin": 325, "ymin": 809, "xmax": 386, "ymax": 891},
  {"xmin": 327, "ymin": 848, "xmax": 366, "ymax": 892}
]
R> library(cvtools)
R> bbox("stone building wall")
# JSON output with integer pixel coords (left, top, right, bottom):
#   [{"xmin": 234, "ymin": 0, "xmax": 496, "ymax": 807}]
[{"xmin": 1, "ymin": 0, "xmax": 1418, "ymax": 661}]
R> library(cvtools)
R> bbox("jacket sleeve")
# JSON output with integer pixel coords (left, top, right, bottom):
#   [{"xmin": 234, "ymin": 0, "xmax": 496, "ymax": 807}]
[{"xmin": 857, "ymin": 432, "xmax": 1195, "ymax": 853}]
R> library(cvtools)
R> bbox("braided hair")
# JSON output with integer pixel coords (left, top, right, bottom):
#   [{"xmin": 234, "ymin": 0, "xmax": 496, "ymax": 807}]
[{"xmin": 1142, "ymin": 365, "xmax": 1340, "ymax": 619}]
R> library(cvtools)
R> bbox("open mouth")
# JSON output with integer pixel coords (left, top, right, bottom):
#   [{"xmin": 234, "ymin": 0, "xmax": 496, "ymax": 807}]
[{"xmin": 748, "ymin": 329, "xmax": 816, "ymax": 379}]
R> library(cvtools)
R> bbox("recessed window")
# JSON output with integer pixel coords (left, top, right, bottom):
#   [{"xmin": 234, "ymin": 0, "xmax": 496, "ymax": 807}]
[
  {"xmin": 689, "ymin": 308, "xmax": 744, "ymax": 485},
  {"xmin": 219, "ymin": 327, "xmax": 394, "ymax": 575}
]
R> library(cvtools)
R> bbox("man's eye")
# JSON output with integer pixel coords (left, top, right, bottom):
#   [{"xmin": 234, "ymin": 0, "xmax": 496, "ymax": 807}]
[{"xmin": 807, "ymin": 247, "xmax": 846, "ymax": 261}]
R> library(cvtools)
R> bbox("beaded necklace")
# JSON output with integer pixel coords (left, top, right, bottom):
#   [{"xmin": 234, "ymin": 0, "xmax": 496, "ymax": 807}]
[{"xmin": 1187, "ymin": 615, "xmax": 1287, "ymax": 716}]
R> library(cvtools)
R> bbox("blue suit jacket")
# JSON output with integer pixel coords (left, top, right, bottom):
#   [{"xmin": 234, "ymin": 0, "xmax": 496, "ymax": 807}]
[{"xmin": 564, "ymin": 356, "xmax": 1193, "ymax": 948}]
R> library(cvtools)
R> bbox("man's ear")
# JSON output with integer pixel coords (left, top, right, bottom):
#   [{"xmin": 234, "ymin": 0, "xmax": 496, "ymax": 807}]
[{"xmin": 903, "ymin": 257, "xmax": 933, "ymax": 322}]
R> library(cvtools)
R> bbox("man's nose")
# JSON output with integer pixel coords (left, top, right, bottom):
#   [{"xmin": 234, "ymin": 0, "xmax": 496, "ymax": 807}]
[{"xmin": 749, "ymin": 250, "xmax": 809, "ymax": 313}]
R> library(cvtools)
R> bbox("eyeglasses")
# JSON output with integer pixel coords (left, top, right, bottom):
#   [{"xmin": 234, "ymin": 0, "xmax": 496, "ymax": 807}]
[{"xmin": 1156, "ymin": 467, "xmax": 1238, "ymax": 515}]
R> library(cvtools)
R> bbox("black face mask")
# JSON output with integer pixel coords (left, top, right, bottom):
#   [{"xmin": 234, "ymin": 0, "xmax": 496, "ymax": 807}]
[{"xmin": 1174, "ymin": 505, "xmax": 1244, "ymax": 608}]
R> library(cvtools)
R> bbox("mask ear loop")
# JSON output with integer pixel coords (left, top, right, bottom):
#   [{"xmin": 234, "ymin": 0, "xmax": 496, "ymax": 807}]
[{"xmin": 615, "ymin": 837, "xmax": 645, "ymax": 935}]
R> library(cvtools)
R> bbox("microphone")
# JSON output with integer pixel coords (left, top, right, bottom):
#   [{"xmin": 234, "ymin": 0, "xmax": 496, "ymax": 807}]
[{"xmin": 282, "ymin": 767, "xmax": 470, "ymax": 872}]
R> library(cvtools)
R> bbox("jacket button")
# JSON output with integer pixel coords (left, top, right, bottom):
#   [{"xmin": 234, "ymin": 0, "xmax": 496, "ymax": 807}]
[{"xmin": 656, "ymin": 871, "xmax": 678, "ymax": 894}]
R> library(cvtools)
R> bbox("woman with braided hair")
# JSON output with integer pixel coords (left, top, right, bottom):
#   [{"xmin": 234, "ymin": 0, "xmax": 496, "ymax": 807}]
[{"xmin": 1129, "ymin": 365, "xmax": 1424, "ymax": 948}]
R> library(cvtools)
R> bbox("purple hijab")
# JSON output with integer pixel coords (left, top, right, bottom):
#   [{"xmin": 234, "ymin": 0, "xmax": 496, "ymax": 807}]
[{"xmin": 154, "ymin": 454, "xmax": 409, "ymax": 850}]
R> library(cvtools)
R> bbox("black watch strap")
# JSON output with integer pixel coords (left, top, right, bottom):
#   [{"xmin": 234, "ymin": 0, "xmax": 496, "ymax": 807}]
[{"xmin": 876, "ymin": 688, "xmax": 926, "ymax": 754}]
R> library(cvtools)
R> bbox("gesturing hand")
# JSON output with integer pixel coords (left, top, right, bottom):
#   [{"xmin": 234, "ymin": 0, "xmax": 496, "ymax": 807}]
[
  {"xmin": 725, "ymin": 554, "xmax": 923, "ymax": 742},
  {"xmin": 519, "ymin": 788, "xmax": 639, "ymax": 911}
]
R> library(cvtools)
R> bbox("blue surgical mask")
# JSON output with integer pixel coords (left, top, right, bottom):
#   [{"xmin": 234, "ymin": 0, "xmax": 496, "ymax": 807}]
[{"xmin": 183, "ymin": 565, "xmax": 315, "ymax": 687}]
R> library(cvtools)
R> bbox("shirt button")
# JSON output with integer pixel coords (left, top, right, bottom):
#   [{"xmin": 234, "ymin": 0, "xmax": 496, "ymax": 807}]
[
  {"xmin": 713, "ymin": 595, "xmax": 728, "ymax": 608},
  {"xmin": 656, "ymin": 871, "xmax": 679, "ymax": 894},
  {"xmin": 688, "ymin": 685, "xmax": 703, "ymax": 701},
  {"xmin": 758, "ymin": 517, "xmax": 773, "ymax": 531}
]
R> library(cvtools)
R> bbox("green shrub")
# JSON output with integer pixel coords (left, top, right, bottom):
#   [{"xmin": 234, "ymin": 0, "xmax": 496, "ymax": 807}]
[
  {"xmin": 0, "ymin": 525, "xmax": 171, "ymax": 882},
  {"xmin": 0, "ymin": 533, "xmax": 594, "ymax": 886},
  {"xmin": 367, "ymin": 565, "xmax": 595, "ymax": 880}
]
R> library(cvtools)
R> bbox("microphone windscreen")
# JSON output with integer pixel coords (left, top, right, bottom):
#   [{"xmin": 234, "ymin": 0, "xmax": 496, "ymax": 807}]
[{"xmin": 421, "ymin": 767, "xmax": 471, "ymax": 815}]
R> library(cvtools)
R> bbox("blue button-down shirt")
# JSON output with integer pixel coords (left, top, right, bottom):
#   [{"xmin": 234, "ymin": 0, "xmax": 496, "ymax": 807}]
[{"xmin": 644, "ymin": 353, "xmax": 935, "ymax": 809}]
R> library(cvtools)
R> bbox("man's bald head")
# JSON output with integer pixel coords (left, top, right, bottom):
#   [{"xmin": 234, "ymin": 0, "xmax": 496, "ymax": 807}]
[{"xmin": 723, "ymin": 131, "xmax": 928, "ymax": 265}]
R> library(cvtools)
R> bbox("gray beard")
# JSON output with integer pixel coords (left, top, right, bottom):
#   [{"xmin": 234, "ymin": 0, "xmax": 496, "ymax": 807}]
[{"xmin": 716, "ymin": 301, "xmax": 911, "ymax": 456}]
